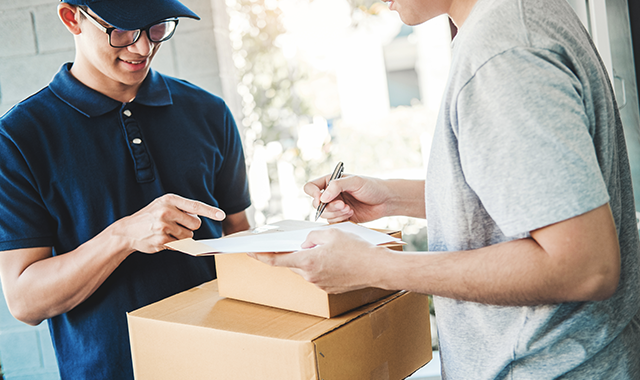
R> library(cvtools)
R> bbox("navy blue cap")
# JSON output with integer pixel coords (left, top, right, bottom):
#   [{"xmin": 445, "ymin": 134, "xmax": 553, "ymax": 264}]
[{"xmin": 62, "ymin": 0, "xmax": 200, "ymax": 30}]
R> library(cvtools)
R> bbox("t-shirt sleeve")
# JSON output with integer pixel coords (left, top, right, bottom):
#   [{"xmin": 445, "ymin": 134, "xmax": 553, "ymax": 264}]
[
  {"xmin": 212, "ymin": 104, "xmax": 251, "ymax": 215},
  {"xmin": 0, "ymin": 129, "xmax": 55, "ymax": 250},
  {"xmin": 455, "ymin": 47, "xmax": 609, "ymax": 236}
]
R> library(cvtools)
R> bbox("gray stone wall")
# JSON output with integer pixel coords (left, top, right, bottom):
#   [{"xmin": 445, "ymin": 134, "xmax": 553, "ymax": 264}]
[
  {"xmin": 0, "ymin": 0, "xmax": 239, "ymax": 378},
  {"xmin": 0, "ymin": 0, "xmax": 75, "ymax": 116}
]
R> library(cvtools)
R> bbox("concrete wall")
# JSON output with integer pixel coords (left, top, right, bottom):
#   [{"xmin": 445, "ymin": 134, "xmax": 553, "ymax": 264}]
[
  {"xmin": 0, "ymin": 0, "xmax": 238, "ymax": 378},
  {"xmin": 0, "ymin": 0, "xmax": 74, "ymax": 117},
  {"xmin": 0, "ymin": 0, "xmax": 241, "ymax": 117}
]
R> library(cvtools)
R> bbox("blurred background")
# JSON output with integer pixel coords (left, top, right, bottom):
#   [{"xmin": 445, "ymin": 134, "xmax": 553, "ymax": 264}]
[{"xmin": 226, "ymin": 0, "xmax": 452, "ymax": 251}]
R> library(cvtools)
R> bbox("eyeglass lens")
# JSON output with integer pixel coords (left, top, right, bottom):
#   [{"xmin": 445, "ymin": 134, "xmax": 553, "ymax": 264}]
[{"xmin": 110, "ymin": 21, "xmax": 177, "ymax": 47}]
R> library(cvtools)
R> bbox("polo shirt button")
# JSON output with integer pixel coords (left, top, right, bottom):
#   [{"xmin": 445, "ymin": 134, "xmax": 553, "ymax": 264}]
[
  {"xmin": 123, "ymin": 110, "xmax": 132, "ymax": 117},
  {"xmin": 132, "ymin": 138, "xmax": 142, "ymax": 145}
]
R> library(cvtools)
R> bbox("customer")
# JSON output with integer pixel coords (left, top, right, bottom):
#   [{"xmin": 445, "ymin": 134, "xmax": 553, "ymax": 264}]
[
  {"xmin": 0, "ymin": 1, "xmax": 251, "ymax": 379},
  {"xmin": 252, "ymin": 0, "xmax": 640, "ymax": 378}
]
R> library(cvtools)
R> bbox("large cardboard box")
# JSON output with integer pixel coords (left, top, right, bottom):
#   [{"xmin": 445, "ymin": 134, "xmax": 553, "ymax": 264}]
[{"xmin": 128, "ymin": 280, "xmax": 432, "ymax": 380}]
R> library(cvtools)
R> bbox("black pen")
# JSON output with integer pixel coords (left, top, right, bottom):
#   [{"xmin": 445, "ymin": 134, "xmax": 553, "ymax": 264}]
[{"xmin": 315, "ymin": 161, "xmax": 344, "ymax": 221}]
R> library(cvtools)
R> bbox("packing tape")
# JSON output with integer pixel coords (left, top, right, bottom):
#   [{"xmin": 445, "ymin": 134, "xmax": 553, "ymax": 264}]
[
  {"xmin": 370, "ymin": 307, "xmax": 390, "ymax": 340},
  {"xmin": 370, "ymin": 361, "xmax": 390, "ymax": 380}
]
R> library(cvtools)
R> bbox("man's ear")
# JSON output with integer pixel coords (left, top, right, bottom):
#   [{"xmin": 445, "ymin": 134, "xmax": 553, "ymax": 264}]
[{"xmin": 58, "ymin": 3, "xmax": 82, "ymax": 35}]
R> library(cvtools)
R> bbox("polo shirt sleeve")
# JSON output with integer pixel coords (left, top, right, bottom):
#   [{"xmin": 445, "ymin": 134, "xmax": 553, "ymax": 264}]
[
  {"xmin": 213, "ymin": 104, "xmax": 251, "ymax": 215},
  {"xmin": 455, "ymin": 47, "xmax": 610, "ymax": 236},
  {"xmin": 0, "ymin": 124, "xmax": 56, "ymax": 251}
]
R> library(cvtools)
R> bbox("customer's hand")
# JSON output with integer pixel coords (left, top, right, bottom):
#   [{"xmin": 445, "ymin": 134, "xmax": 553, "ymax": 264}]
[
  {"xmin": 250, "ymin": 227, "xmax": 387, "ymax": 294},
  {"xmin": 304, "ymin": 174, "xmax": 392, "ymax": 224}
]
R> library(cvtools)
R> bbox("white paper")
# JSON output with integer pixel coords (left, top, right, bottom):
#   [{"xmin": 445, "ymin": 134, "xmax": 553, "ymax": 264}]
[{"xmin": 197, "ymin": 221, "xmax": 403, "ymax": 253}]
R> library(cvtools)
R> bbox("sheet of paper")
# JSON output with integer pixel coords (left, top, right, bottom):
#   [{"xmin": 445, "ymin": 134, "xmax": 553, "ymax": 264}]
[{"xmin": 194, "ymin": 221, "xmax": 403, "ymax": 254}]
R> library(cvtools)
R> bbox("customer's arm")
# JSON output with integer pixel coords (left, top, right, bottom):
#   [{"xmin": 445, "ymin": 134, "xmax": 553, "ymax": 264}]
[
  {"xmin": 0, "ymin": 194, "xmax": 226, "ymax": 326},
  {"xmin": 253, "ymin": 203, "xmax": 620, "ymax": 305}
]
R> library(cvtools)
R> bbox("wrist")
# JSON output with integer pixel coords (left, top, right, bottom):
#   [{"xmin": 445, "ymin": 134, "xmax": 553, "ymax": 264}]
[
  {"xmin": 100, "ymin": 219, "xmax": 137, "ymax": 259},
  {"xmin": 367, "ymin": 246, "xmax": 399, "ymax": 290},
  {"xmin": 384, "ymin": 179, "xmax": 425, "ymax": 218}
]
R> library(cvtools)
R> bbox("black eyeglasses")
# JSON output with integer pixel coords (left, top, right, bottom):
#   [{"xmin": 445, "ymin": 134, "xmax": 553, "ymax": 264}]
[{"xmin": 77, "ymin": 7, "xmax": 179, "ymax": 48}]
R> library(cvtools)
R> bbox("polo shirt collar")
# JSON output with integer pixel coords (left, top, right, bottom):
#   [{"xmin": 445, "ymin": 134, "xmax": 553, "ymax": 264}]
[{"xmin": 49, "ymin": 63, "xmax": 173, "ymax": 118}]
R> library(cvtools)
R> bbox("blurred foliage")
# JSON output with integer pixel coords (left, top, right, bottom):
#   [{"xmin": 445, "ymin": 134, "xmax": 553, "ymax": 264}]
[
  {"xmin": 227, "ymin": 0, "xmax": 391, "ymax": 156},
  {"xmin": 227, "ymin": 0, "xmax": 311, "ymax": 152},
  {"xmin": 228, "ymin": 0, "xmax": 338, "ymax": 224},
  {"xmin": 228, "ymin": 0, "xmax": 431, "ymax": 242}
]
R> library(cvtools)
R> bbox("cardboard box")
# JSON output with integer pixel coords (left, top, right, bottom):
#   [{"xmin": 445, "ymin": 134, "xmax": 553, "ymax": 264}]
[
  {"xmin": 167, "ymin": 220, "xmax": 404, "ymax": 318},
  {"xmin": 215, "ymin": 248, "xmax": 398, "ymax": 318},
  {"xmin": 127, "ymin": 280, "xmax": 432, "ymax": 380}
]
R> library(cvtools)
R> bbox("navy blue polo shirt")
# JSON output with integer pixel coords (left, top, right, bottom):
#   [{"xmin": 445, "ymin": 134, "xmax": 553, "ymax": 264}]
[{"xmin": 0, "ymin": 63, "xmax": 251, "ymax": 380}]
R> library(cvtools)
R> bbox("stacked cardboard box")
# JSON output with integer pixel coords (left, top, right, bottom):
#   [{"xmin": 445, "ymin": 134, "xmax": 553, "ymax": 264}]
[
  {"xmin": 127, "ymin": 224, "xmax": 433, "ymax": 379},
  {"xmin": 213, "ymin": 228, "xmax": 402, "ymax": 318}
]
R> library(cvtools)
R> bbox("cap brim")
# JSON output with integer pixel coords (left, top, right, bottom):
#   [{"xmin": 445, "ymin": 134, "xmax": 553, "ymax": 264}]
[{"xmin": 87, "ymin": 0, "xmax": 200, "ymax": 30}]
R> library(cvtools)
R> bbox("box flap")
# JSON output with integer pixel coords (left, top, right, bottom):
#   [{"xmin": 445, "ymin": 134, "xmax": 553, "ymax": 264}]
[
  {"xmin": 129, "ymin": 280, "xmax": 403, "ymax": 342},
  {"xmin": 128, "ymin": 307, "xmax": 318, "ymax": 379}
]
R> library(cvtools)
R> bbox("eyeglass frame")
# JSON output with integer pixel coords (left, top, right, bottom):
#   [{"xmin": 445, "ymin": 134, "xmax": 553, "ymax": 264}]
[{"xmin": 76, "ymin": 6, "xmax": 179, "ymax": 48}]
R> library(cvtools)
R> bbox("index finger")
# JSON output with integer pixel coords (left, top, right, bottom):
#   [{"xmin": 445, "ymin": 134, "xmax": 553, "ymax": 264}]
[{"xmin": 167, "ymin": 194, "xmax": 226, "ymax": 221}]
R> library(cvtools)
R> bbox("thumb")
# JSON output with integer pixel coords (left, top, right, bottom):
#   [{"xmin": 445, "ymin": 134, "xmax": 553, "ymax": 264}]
[
  {"xmin": 319, "ymin": 175, "xmax": 356, "ymax": 203},
  {"xmin": 250, "ymin": 251, "xmax": 304, "ymax": 269},
  {"xmin": 301, "ymin": 229, "xmax": 337, "ymax": 249}
]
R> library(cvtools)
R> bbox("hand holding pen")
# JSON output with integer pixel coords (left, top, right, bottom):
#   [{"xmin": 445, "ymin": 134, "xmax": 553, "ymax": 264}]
[
  {"xmin": 315, "ymin": 162, "xmax": 344, "ymax": 221},
  {"xmin": 306, "ymin": 166, "xmax": 393, "ymax": 224}
]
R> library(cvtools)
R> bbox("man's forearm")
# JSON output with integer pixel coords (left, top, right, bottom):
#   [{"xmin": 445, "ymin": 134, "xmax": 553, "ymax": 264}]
[
  {"xmin": 384, "ymin": 179, "xmax": 426, "ymax": 218},
  {"xmin": 377, "ymin": 238, "xmax": 570, "ymax": 305},
  {"xmin": 376, "ymin": 204, "xmax": 620, "ymax": 305},
  {"xmin": 2, "ymin": 227, "xmax": 132, "ymax": 325},
  {"xmin": 1, "ymin": 193, "xmax": 228, "ymax": 325}
]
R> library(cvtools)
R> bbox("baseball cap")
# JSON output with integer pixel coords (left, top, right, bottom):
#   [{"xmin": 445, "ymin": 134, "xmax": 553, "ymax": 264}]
[{"xmin": 62, "ymin": 0, "xmax": 200, "ymax": 30}]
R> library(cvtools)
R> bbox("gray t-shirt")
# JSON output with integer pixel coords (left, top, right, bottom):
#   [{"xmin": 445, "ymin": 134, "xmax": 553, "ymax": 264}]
[{"xmin": 426, "ymin": 0, "xmax": 640, "ymax": 378}]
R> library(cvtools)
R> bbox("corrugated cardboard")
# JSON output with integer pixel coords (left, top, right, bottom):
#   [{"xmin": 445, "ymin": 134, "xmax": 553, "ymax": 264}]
[
  {"xmin": 127, "ymin": 280, "xmax": 432, "ymax": 380},
  {"xmin": 214, "ymin": 229, "xmax": 403, "ymax": 318}
]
